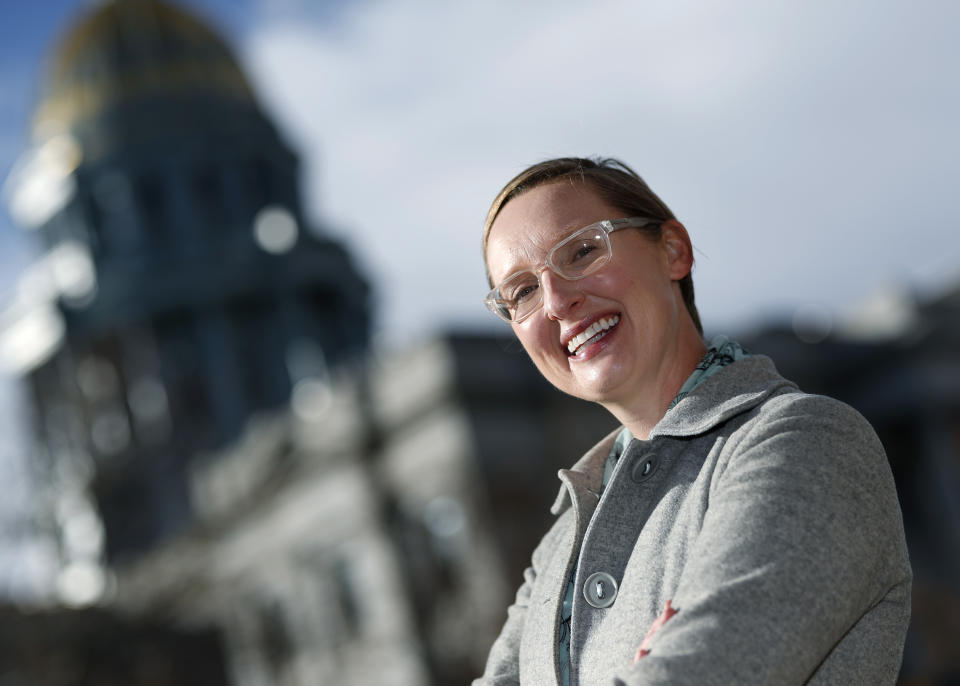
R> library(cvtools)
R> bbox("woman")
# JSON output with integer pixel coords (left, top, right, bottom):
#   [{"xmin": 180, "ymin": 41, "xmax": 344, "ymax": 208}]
[{"xmin": 474, "ymin": 157, "xmax": 911, "ymax": 685}]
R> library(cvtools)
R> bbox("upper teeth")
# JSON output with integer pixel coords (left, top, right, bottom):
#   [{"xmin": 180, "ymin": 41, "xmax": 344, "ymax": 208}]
[{"xmin": 567, "ymin": 315, "xmax": 620, "ymax": 354}]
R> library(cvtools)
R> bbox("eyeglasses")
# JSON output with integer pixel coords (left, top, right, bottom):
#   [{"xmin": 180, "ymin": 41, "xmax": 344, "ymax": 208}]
[{"xmin": 484, "ymin": 216, "xmax": 661, "ymax": 323}]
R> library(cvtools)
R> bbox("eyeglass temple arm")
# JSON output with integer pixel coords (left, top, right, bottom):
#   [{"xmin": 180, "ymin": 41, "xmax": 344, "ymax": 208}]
[{"xmin": 607, "ymin": 217, "xmax": 661, "ymax": 232}]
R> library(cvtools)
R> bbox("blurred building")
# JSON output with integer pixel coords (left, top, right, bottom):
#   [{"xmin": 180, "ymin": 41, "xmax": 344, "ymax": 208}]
[
  {"xmin": 2, "ymin": 0, "xmax": 371, "ymax": 567},
  {"xmin": 0, "ymin": 605, "xmax": 230, "ymax": 685},
  {"xmin": 111, "ymin": 332, "xmax": 618, "ymax": 685},
  {"xmin": 0, "ymin": 2, "xmax": 617, "ymax": 685}
]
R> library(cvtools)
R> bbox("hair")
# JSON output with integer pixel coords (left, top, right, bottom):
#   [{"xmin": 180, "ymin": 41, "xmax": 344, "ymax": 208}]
[{"xmin": 482, "ymin": 156, "xmax": 702, "ymax": 335}]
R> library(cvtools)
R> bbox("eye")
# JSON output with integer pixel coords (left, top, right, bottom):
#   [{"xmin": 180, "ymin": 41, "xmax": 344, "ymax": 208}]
[
  {"xmin": 500, "ymin": 272, "xmax": 539, "ymax": 305},
  {"xmin": 510, "ymin": 282, "xmax": 539, "ymax": 304},
  {"xmin": 572, "ymin": 242, "xmax": 597, "ymax": 261},
  {"xmin": 555, "ymin": 234, "xmax": 604, "ymax": 270}
]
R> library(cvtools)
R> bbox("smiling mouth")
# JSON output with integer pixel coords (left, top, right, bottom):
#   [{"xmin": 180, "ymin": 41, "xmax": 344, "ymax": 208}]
[{"xmin": 566, "ymin": 314, "xmax": 620, "ymax": 356}]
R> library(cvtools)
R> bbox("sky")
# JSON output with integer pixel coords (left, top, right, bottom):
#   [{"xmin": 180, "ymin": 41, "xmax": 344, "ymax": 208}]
[
  {"xmin": 2, "ymin": 0, "xmax": 959, "ymax": 350},
  {"xmin": 245, "ymin": 0, "xmax": 960, "ymax": 346},
  {"xmin": 0, "ymin": 0, "xmax": 958, "ymax": 595}
]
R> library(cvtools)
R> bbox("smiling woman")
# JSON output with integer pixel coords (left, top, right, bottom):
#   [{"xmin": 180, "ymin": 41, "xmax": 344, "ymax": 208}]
[
  {"xmin": 473, "ymin": 157, "xmax": 911, "ymax": 686},
  {"xmin": 484, "ymin": 176, "xmax": 706, "ymax": 431}
]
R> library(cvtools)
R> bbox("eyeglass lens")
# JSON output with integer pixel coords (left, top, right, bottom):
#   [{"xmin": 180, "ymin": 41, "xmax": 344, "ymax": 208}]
[{"xmin": 498, "ymin": 227, "xmax": 611, "ymax": 321}]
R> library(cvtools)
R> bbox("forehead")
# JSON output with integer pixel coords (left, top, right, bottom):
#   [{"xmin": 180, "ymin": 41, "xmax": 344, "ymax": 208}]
[{"xmin": 486, "ymin": 181, "xmax": 619, "ymax": 281}]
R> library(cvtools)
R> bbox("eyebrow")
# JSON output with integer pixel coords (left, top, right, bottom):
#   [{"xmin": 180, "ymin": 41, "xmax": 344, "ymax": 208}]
[{"xmin": 488, "ymin": 247, "xmax": 532, "ymax": 289}]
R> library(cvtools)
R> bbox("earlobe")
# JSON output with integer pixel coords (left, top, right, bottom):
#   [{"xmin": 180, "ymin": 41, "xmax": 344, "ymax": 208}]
[{"xmin": 661, "ymin": 220, "xmax": 694, "ymax": 280}]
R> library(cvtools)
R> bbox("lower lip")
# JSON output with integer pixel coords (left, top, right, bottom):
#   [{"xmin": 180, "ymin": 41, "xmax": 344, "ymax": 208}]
[{"xmin": 568, "ymin": 320, "xmax": 619, "ymax": 362}]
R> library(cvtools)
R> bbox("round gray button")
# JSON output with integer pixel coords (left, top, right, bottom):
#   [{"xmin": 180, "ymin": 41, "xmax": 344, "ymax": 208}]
[
  {"xmin": 631, "ymin": 454, "xmax": 659, "ymax": 483},
  {"xmin": 583, "ymin": 571, "xmax": 618, "ymax": 608}
]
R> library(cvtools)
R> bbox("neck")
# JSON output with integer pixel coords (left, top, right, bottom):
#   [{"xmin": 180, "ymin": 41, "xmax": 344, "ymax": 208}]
[{"xmin": 602, "ymin": 325, "xmax": 707, "ymax": 440}]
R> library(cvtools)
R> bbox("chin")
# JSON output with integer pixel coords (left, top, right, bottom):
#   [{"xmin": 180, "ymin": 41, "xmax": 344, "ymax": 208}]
[
  {"xmin": 561, "ymin": 374, "xmax": 626, "ymax": 405},
  {"xmin": 538, "ymin": 352, "xmax": 629, "ymax": 403},
  {"xmin": 573, "ymin": 361, "xmax": 631, "ymax": 399}
]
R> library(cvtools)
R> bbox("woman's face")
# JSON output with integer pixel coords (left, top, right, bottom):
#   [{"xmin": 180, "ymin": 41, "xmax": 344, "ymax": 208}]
[{"xmin": 485, "ymin": 181, "xmax": 695, "ymax": 407}]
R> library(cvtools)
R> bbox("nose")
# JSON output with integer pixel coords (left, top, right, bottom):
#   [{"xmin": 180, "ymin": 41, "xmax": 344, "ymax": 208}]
[{"xmin": 540, "ymin": 268, "xmax": 584, "ymax": 321}]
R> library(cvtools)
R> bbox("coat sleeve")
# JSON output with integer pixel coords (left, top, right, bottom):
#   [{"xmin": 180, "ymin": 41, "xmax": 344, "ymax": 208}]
[
  {"xmin": 612, "ymin": 395, "xmax": 912, "ymax": 686},
  {"xmin": 471, "ymin": 563, "xmax": 535, "ymax": 686},
  {"xmin": 473, "ymin": 513, "xmax": 568, "ymax": 686}
]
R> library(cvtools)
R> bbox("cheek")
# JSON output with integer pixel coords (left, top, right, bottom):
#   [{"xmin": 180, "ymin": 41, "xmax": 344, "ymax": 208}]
[
  {"xmin": 593, "ymin": 266, "xmax": 640, "ymax": 296},
  {"xmin": 513, "ymin": 322, "xmax": 542, "ymax": 354},
  {"xmin": 514, "ymin": 321, "xmax": 560, "ymax": 364},
  {"xmin": 618, "ymin": 270, "xmax": 668, "ymax": 308}
]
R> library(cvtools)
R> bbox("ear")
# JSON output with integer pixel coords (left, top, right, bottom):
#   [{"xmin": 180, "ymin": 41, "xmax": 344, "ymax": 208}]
[{"xmin": 661, "ymin": 220, "xmax": 694, "ymax": 280}]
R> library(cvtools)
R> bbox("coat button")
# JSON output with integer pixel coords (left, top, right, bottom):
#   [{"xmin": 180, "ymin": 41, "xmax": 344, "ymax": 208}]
[
  {"xmin": 583, "ymin": 572, "xmax": 618, "ymax": 608},
  {"xmin": 631, "ymin": 453, "xmax": 659, "ymax": 483}
]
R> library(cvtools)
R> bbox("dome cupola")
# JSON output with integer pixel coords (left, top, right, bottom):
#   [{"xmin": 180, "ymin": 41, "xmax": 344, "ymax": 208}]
[{"xmin": 34, "ymin": 0, "xmax": 258, "ymax": 155}]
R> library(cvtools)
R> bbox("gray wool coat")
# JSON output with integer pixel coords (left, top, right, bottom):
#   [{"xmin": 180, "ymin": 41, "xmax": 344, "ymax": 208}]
[{"xmin": 475, "ymin": 356, "xmax": 911, "ymax": 685}]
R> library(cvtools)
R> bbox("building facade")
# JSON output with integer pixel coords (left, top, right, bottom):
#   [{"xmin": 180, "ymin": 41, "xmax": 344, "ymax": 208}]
[
  {"xmin": 0, "ymin": 3, "xmax": 618, "ymax": 685},
  {"xmin": 2, "ymin": 0, "xmax": 371, "ymax": 569}
]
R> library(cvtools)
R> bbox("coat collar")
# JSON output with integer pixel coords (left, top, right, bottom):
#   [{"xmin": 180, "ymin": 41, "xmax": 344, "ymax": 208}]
[
  {"xmin": 650, "ymin": 354, "xmax": 797, "ymax": 439},
  {"xmin": 551, "ymin": 356, "xmax": 796, "ymax": 515}
]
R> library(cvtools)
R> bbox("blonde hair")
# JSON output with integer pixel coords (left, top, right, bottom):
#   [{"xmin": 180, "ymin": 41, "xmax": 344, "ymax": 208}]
[{"xmin": 482, "ymin": 156, "xmax": 702, "ymax": 334}]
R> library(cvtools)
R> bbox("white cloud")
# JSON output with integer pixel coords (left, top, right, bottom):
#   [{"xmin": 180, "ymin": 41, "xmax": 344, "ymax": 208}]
[{"xmin": 243, "ymin": 0, "xmax": 960, "ymax": 347}]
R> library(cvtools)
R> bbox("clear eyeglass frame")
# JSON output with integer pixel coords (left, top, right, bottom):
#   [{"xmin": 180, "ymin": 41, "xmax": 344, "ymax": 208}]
[{"xmin": 484, "ymin": 216, "xmax": 661, "ymax": 323}]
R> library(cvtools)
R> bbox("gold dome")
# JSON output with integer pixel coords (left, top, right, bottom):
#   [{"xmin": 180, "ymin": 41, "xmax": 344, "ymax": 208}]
[{"xmin": 34, "ymin": 0, "xmax": 255, "ymax": 139}]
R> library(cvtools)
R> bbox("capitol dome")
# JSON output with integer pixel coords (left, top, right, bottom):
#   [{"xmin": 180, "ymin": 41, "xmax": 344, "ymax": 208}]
[{"xmin": 33, "ymin": 0, "xmax": 258, "ymax": 153}]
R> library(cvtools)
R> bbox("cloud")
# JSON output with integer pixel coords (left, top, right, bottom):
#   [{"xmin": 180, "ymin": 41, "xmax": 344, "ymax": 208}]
[{"xmin": 243, "ymin": 0, "xmax": 960, "ymax": 346}]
